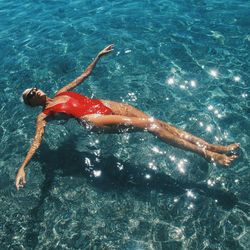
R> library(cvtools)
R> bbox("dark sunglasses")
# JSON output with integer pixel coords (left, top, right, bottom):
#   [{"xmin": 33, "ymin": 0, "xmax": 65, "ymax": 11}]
[{"xmin": 26, "ymin": 87, "xmax": 38, "ymax": 105}]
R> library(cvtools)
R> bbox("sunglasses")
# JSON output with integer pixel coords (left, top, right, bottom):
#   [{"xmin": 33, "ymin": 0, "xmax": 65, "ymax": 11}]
[{"xmin": 26, "ymin": 87, "xmax": 38, "ymax": 105}]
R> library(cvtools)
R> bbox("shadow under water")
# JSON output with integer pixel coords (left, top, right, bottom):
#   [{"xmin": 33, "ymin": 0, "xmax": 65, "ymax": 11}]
[{"xmin": 25, "ymin": 136, "xmax": 238, "ymax": 248}]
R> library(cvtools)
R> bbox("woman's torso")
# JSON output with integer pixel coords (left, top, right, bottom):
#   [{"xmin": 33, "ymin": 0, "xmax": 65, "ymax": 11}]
[{"xmin": 43, "ymin": 92, "xmax": 113, "ymax": 119}]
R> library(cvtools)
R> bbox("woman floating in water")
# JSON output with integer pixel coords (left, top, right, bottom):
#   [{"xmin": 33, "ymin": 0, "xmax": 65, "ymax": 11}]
[{"xmin": 16, "ymin": 45, "xmax": 239, "ymax": 189}]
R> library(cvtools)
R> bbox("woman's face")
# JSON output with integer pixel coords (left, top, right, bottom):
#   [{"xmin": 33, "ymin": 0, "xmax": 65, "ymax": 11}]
[{"xmin": 23, "ymin": 88, "xmax": 46, "ymax": 106}]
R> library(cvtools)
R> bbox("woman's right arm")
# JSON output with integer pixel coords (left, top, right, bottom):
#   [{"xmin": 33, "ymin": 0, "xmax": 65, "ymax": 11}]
[
  {"xmin": 15, "ymin": 113, "xmax": 47, "ymax": 190},
  {"xmin": 56, "ymin": 44, "xmax": 114, "ymax": 95}
]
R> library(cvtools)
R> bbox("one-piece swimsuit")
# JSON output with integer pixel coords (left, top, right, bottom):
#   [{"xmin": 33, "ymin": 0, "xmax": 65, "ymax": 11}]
[{"xmin": 43, "ymin": 92, "xmax": 113, "ymax": 118}]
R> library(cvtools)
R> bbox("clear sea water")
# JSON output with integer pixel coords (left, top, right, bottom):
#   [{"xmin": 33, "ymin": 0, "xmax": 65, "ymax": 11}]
[{"xmin": 0, "ymin": 0, "xmax": 249, "ymax": 249}]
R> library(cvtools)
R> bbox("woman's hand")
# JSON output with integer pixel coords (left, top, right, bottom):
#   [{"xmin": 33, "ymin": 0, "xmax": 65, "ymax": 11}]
[
  {"xmin": 16, "ymin": 168, "xmax": 26, "ymax": 190},
  {"xmin": 98, "ymin": 44, "xmax": 114, "ymax": 57}
]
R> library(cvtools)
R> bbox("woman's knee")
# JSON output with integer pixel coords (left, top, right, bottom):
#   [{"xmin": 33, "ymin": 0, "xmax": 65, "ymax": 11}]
[{"xmin": 146, "ymin": 120, "xmax": 162, "ymax": 133}]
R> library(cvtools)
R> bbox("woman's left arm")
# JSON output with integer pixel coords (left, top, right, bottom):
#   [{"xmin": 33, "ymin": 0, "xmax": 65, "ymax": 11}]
[
  {"xmin": 56, "ymin": 44, "xmax": 114, "ymax": 95},
  {"xmin": 15, "ymin": 113, "xmax": 47, "ymax": 190}
]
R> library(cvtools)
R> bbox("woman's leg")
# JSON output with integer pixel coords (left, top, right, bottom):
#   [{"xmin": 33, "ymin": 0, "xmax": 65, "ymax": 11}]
[
  {"xmin": 83, "ymin": 114, "xmax": 237, "ymax": 166},
  {"xmin": 102, "ymin": 100, "xmax": 240, "ymax": 153},
  {"xmin": 157, "ymin": 120, "xmax": 239, "ymax": 153}
]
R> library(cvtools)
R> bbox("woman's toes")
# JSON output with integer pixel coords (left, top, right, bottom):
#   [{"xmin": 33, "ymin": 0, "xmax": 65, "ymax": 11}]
[
  {"xmin": 230, "ymin": 154, "xmax": 238, "ymax": 160},
  {"xmin": 228, "ymin": 143, "xmax": 240, "ymax": 151}
]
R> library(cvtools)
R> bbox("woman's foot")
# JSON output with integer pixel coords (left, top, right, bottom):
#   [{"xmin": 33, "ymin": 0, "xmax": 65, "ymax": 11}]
[
  {"xmin": 206, "ymin": 151, "xmax": 238, "ymax": 166},
  {"xmin": 224, "ymin": 143, "xmax": 240, "ymax": 152},
  {"xmin": 210, "ymin": 143, "xmax": 240, "ymax": 153}
]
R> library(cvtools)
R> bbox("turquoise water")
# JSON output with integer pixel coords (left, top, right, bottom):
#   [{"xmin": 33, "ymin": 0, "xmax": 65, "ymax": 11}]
[{"xmin": 0, "ymin": 0, "xmax": 249, "ymax": 249}]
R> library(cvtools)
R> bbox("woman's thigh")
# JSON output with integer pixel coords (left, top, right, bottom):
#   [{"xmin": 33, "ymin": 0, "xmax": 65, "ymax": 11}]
[
  {"xmin": 101, "ymin": 100, "xmax": 150, "ymax": 118},
  {"xmin": 79, "ymin": 114, "xmax": 143, "ymax": 134}
]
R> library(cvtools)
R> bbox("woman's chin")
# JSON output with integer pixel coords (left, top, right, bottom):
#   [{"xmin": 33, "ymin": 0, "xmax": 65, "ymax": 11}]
[{"xmin": 39, "ymin": 95, "xmax": 46, "ymax": 104}]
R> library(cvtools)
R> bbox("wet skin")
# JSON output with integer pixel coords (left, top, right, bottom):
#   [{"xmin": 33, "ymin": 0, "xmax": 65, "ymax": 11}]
[{"xmin": 16, "ymin": 45, "xmax": 240, "ymax": 190}]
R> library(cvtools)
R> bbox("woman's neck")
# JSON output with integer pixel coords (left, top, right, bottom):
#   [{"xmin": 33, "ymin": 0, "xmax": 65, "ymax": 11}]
[{"xmin": 44, "ymin": 96, "xmax": 53, "ymax": 107}]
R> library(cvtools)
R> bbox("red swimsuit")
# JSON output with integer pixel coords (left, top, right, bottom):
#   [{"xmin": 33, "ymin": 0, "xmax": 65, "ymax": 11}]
[{"xmin": 43, "ymin": 92, "xmax": 113, "ymax": 118}]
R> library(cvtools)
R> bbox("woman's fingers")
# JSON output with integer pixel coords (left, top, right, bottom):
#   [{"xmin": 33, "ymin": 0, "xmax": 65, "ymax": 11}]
[
  {"xmin": 15, "ymin": 171, "xmax": 26, "ymax": 190},
  {"xmin": 99, "ymin": 44, "xmax": 115, "ymax": 56},
  {"xmin": 105, "ymin": 44, "xmax": 114, "ymax": 51},
  {"xmin": 16, "ymin": 177, "xmax": 22, "ymax": 190}
]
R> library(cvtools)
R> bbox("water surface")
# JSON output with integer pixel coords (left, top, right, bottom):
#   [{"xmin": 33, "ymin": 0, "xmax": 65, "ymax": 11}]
[{"xmin": 0, "ymin": 0, "xmax": 249, "ymax": 249}]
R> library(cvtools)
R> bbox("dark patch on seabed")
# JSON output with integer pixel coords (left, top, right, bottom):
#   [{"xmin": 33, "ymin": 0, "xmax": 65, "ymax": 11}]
[{"xmin": 15, "ymin": 136, "xmax": 239, "ymax": 249}]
